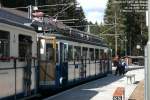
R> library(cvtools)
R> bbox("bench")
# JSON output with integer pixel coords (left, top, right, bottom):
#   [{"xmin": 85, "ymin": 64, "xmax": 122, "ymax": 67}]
[
  {"xmin": 125, "ymin": 74, "xmax": 135, "ymax": 84},
  {"xmin": 113, "ymin": 87, "xmax": 125, "ymax": 100}
]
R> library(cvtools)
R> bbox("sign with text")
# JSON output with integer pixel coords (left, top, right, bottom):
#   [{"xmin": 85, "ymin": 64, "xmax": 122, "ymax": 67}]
[{"xmin": 114, "ymin": 0, "xmax": 148, "ymax": 12}]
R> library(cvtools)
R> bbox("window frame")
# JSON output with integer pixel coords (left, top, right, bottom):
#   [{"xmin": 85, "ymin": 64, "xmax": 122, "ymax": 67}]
[
  {"xmin": 89, "ymin": 48, "xmax": 94, "ymax": 61},
  {"xmin": 0, "ymin": 30, "xmax": 10, "ymax": 61},
  {"xmin": 68, "ymin": 45, "xmax": 73, "ymax": 61},
  {"xmin": 74, "ymin": 46, "xmax": 81, "ymax": 61},
  {"xmin": 95, "ymin": 49, "xmax": 99, "ymax": 60},
  {"xmin": 18, "ymin": 34, "xmax": 32, "ymax": 61}
]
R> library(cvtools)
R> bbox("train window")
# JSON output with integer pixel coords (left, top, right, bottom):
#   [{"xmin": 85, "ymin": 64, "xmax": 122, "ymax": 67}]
[
  {"xmin": 104, "ymin": 49, "xmax": 108, "ymax": 59},
  {"xmin": 46, "ymin": 43, "xmax": 54, "ymax": 61},
  {"xmin": 68, "ymin": 45, "xmax": 73, "ymax": 61},
  {"xmin": 40, "ymin": 39, "xmax": 45, "ymax": 54},
  {"xmin": 74, "ymin": 46, "xmax": 81, "ymax": 61},
  {"xmin": 82, "ymin": 47, "xmax": 88, "ymax": 59},
  {"xmin": 100, "ymin": 49, "xmax": 104, "ymax": 59},
  {"xmin": 19, "ymin": 35, "xmax": 32, "ymax": 61},
  {"xmin": 0, "ymin": 30, "xmax": 9, "ymax": 59},
  {"xmin": 90, "ymin": 48, "xmax": 94, "ymax": 61},
  {"xmin": 56, "ymin": 43, "xmax": 59, "ymax": 63},
  {"xmin": 95, "ymin": 49, "xmax": 99, "ymax": 60},
  {"xmin": 64, "ymin": 44, "xmax": 68, "ymax": 62}
]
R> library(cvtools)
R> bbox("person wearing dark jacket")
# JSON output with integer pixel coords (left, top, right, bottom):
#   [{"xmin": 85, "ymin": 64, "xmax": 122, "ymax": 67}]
[
  {"xmin": 115, "ymin": 57, "xmax": 122, "ymax": 75},
  {"xmin": 120, "ymin": 59, "xmax": 127, "ymax": 75}
]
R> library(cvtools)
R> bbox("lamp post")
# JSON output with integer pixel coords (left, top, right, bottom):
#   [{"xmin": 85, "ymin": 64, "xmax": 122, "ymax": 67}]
[{"xmin": 136, "ymin": 45, "xmax": 141, "ymax": 56}]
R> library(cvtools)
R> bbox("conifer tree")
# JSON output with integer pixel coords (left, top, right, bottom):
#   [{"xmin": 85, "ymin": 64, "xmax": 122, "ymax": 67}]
[
  {"xmin": 103, "ymin": 0, "xmax": 148, "ymax": 56},
  {"xmin": 103, "ymin": 0, "xmax": 125, "ymax": 56},
  {"xmin": 1, "ymin": 0, "xmax": 87, "ymax": 31}
]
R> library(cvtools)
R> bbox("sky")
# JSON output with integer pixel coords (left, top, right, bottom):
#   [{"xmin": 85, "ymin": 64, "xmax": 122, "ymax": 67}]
[{"xmin": 77, "ymin": 0, "xmax": 108, "ymax": 24}]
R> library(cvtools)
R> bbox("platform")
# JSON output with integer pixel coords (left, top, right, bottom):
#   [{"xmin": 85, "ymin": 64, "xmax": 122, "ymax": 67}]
[
  {"xmin": 44, "ymin": 68, "xmax": 144, "ymax": 100},
  {"xmin": 128, "ymin": 80, "xmax": 144, "ymax": 100}
]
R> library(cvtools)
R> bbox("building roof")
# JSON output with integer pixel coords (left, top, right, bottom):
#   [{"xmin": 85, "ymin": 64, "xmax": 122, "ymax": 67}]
[{"xmin": 127, "ymin": 56, "xmax": 144, "ymax": 59}]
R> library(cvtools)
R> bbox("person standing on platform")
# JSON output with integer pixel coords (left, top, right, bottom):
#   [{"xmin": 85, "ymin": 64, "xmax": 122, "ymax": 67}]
[
  {"xmin": 120, "ymin": 58, "xmax": 127, "ymax": 75},
  {"xmin": 115, "ymin": 56, "xmax": 122, "ymax": 75}
]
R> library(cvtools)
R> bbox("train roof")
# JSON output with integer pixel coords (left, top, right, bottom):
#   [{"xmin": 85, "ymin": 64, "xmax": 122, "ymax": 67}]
[
  {"xmin": 42, "ymin": 17, "xmax": 104, "ymax": 39},
  {"xmin": 34, "ymin": 17, "xmax": 108, "ymax": 47},
  {"xmin": 0, "ymin": 8, "xmax": 108, "ymax": 47},
  {"xmin": 0, "ymin": 8, "xmax": 34, "ymax": 31}
]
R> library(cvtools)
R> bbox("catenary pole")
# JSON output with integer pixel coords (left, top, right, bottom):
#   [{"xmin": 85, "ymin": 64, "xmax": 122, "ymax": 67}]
[
  {"xmin": 115, "ymin": 11, "xmax": 117, "ymax": 57},
  {"xmin": 146, "ymin": 0, "xmax": 150, "ymax": 100}
]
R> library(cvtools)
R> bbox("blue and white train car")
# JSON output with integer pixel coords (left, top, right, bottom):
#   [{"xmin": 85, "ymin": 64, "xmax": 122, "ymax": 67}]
[{"xmin": 37, "ymin": 20, "xmax": 112, "ymax": 92}]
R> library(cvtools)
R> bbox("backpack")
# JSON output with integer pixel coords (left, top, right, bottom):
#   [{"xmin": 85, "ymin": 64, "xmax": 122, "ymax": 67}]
[{"xmin": 116, "ymin": 60, "xmax": 122, "ymax": 68}]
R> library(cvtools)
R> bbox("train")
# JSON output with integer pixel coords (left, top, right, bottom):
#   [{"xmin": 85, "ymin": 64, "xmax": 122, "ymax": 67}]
[{"xmin": 0, "ymin": 8, "xmax": 112, "ymax": 99}]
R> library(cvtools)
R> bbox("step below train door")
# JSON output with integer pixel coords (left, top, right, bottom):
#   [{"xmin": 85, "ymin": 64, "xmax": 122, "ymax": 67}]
[
  {"xmin": 39, "ymin": 37, "xmax": 56, "ymax": 86},
  {"xmin": 56, "ymin": 42, "xmax": 68, "ymax": 86}
]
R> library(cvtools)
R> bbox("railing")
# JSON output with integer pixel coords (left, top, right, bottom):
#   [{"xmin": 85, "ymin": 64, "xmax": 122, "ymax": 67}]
[
  {"xmin": 0, "ymin": 57, "xmax": 37, "ymax": 100},
  {"xmin": 67, "ymin": 58, "xmax": 111, "ymax": 81},
  {"xmin": 0, "ymin": 56, "xmax": 111, "ymax": 99}
]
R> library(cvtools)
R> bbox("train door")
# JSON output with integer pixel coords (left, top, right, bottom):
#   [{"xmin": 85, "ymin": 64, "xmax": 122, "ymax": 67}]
[
  {"xmin": 19, "ymin": 35, "xmax": 32, "ymax": 96},
  {"xmin": 39, "ymin": 37, "xmax": 56, "ymax": 86},
  {"xmin": 81, "ymin": 47, "xmax": 87, "ymax": 78},
  {"xmin": 56, "ymin": 42, "xmax": 68, "ymax": 86},
  {"xmin": 99, "ymin": 49, "xmax": 104, "ymax": 73}
]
